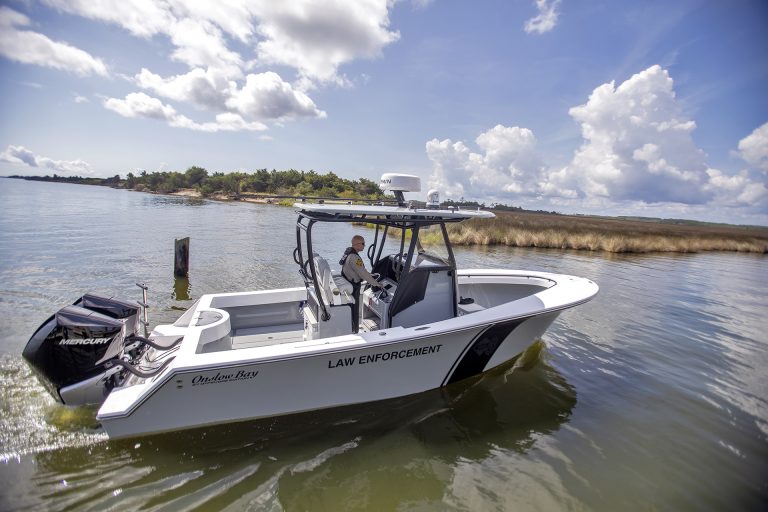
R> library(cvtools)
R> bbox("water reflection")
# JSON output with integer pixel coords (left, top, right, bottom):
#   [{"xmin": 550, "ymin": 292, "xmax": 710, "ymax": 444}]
[
  {"xmin": 274, "ymin": 344, "xmax": 576, "ymax": 510},
  {"xmin": 410, "ymin": 342, "xmax": 576, "ymax": 457},
  {"xmin": 20, "ymin": 345, "xmax": 574, "ymax": 510},
  {"xmin": 142, "ymin": 194, "xmax": 207, "ymax": 208},
  {"xmin": 173, "ymin": 275, "xmax": 191, "ymax": 301}
]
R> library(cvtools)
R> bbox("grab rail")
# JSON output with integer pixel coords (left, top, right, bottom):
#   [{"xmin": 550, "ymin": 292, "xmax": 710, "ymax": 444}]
[
  {"xmin": 125, "ymin": 335, "xmax": 183, "ymax": 352},
  {"xmin": 136, "ymin": 282, "xmax": 149, "ymax": 335},
  {"xmin": 105, "ymin": 356, "xmax": 175, "ymax": 379}
]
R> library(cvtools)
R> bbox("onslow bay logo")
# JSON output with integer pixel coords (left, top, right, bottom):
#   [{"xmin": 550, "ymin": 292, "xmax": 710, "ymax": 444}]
[
  {"xmin": 58, "ymin": 337, "xmax": 112, "ymax": 345},
  {"xmin": 191, "ymin": 369, "xmax": 259, "ymax": 386}
]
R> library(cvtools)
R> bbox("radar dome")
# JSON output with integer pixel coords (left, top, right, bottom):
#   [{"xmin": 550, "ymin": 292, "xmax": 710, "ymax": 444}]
[
  {"xmin": 427, "ymin": 189, "xmax": 440, "ymax": 209},
  {"xmin": 380, "ymin": 174, "xmax": 421, "ymax": 193}
]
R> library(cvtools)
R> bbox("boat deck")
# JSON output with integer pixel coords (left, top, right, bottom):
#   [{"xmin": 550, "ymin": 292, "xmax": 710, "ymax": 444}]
[{"xmin": 232, "ymin": 323, "xmax": 304, "ymax": 349}]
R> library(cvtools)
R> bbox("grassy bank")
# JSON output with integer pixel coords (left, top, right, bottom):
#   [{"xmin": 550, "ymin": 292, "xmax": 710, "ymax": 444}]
[
  {"xmin": 441, "ymin": 211, "xmax": 768, "ymax": 254},
  {"xmin": 170, "ymin": 191, "xmax": 767, "ymax": 254}
]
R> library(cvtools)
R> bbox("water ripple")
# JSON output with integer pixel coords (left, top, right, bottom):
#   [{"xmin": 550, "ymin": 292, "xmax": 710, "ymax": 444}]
[{"xmin": 1, "ymin": 180, "xmax": 766, "ymax": 510}]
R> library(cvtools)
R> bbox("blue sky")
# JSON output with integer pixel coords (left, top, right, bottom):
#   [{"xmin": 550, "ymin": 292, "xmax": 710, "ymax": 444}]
[{"xmin": 0, "ymin": 0, "xmax": 766, "ymax": 224}]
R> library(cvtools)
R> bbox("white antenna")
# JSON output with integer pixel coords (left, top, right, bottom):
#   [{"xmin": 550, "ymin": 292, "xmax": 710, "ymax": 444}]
[{"xmin": 427, "ymin": 189, "xmax": 440, "ymax": 209}]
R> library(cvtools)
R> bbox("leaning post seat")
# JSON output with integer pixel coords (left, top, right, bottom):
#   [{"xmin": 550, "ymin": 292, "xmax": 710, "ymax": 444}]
[
  {"xmin": 313, "ymin": 255, "xmax": 354, "ymax": 306},
  {"xmin": 310, "ymin": 255, "xmax": 357, "ymax": 337}
]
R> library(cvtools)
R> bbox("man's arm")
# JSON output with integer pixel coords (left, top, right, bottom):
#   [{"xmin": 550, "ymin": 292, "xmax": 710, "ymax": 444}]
[{"xmin": 351, "ymin": 255, "xmax": 380, "ymax": 287}]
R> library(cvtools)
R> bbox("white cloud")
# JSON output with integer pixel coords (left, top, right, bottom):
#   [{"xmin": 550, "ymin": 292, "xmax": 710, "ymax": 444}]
[
  {"xmin": 706, "ymin": 168, "xmax": 767, "ymax": 207},
  {"xmin": 42, "ymin": 0, "xmax": 174, "ymax": 39},
  {"xmin": 135, "ymin": 67, "xmax": 231, "ymax": 111},
  {"xmin": 253, "ymin": 1, "xmax": 400, "ymax": 86},
  {"xmin": 426, "ymin": 139, "xmax": 470, "ymax": 197},
  {"xmin": 524, "ymin": 0, "xmax": 561, "ymax": 35},
  {"xmin": 0, "ymin": 144, "xmax": 93, "ymax": 174},
  {"xmin": 737, "ymin": 122, "xmax": 768, "ymax": 173},
  {"xmin": 40, "ymin": 0, "xmax": 398, "ymax": 87},
  {"xmin": 427, "ymin": 125, "xmax": 545, "ymax": 198},
  {"xmin": 167, "ymin": 17, "xmax": 243, "ymax": 76},
  {"xmin": 33, "ymin": 1, "xmax": 396, "ymax": 131},
  {"xmin": 226, "ymin": 72, "xmax": 327, "ymax": 120},
  {"xmin": 135, "ymin": 67, "xmax": 326, "ymax": 121},
  {"xmin": 202, "ymin": 112, "xmax": 269, "ymax": 132},
  {"xmin": 166, "ymin": 1, "xmax": 256, "ymax": 43},
  {"xmin": 426, "ymin": 65, "xmax": 767, "ymax": 216},
  {"xmin": 556, "ymin": 65, "xmax": 712, "ymax": 204},
  {"xmin": 104, "ymin": 92, "xmax": 178, "ymax": 121},
  {"xmin": 0, "ymin": 6, "xmax": 108, "ymax": 76},
  {"xmin": 43, "ymin": 1, "xmax": 242, "ymax": 75},
  {"xmin": 104, "ymin": 92, "xmax": 267, "ymax": 132}
]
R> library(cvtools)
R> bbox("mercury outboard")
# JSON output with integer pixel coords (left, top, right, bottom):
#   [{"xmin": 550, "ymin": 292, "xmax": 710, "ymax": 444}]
[{"xmin": 23, "ymin": 292, "xmax": 178, "ymax": 406}]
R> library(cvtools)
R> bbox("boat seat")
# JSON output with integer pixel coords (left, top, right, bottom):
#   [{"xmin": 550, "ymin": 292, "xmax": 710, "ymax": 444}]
[{"xmin": 313, "ymin": 255, "xmax": 355, "ymax": 306}]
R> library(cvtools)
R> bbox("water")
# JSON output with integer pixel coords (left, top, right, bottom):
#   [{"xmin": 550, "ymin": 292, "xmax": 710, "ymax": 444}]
[{"xmin": 0, "ymin": 179, "xmax": 766, "ymax": 511}]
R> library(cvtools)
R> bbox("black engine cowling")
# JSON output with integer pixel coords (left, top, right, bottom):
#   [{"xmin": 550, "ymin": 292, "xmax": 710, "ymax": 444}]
[{"xmin": 23, "ymin": 294, "xmax": 139, "ymax": 405}]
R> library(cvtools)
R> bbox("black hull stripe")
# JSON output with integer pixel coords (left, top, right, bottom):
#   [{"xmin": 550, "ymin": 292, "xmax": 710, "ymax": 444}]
[{"xmin": 442, "ymin": 318, "xmax": 526, "ymax": 386}]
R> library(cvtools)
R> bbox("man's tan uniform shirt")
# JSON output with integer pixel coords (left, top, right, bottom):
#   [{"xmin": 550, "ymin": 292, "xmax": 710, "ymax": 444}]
[{"xmin": 342, "ymin": 252, "xmax": 379, "ymax": 287}]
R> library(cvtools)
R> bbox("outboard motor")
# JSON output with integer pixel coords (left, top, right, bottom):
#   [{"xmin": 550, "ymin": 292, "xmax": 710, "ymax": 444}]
[
  {"xmin": 23, "ymin": 294, "xmax": 140, "ymax": 406},
  {"xmin": 75, "ymin": 293, "xmax": 140, "ymax": 329}
]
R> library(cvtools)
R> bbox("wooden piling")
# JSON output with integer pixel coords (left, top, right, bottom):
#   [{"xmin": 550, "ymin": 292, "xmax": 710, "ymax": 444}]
[{"xmin": 174, "ymin": 237, "xmax": 190, "ymax": 277}]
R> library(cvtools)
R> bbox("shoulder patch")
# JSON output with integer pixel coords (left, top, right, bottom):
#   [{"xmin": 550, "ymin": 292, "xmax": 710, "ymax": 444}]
[{"xmin": 355, "ymin": 258, "xmax": 363, "ymax": 267}]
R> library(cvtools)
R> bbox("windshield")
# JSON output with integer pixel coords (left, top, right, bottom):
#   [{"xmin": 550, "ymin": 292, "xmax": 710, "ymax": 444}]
[{"xmin": 414, "ymin": 224, "xmax": 451, "ymax": 266}]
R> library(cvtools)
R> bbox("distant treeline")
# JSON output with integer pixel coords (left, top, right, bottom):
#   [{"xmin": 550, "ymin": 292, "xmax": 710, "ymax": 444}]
[
  {"xmin": 441, "ymin": 198, "xmax": 557, "ymax": 215},
  {"xmin": 10, "ymin": 167, "xmax": 386, "ymax": 200},
  {"xmin": 9, "ymin": 170, "xmax": 544, "ymax": 211}
]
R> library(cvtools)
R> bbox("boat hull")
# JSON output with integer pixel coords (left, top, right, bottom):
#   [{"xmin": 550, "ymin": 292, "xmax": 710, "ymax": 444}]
[
  {"xmin": 96, "ymin": 269, "xmax": 597, "ymax": 439},
  {"xmin": 98, "ymin": 311, "xmax": 560, "ymax": 439}
]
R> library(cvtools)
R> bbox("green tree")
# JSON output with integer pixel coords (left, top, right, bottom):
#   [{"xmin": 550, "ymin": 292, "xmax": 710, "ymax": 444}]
[
  {"xmin": 185, "ymin": 166, "xmax": 208, "ymax": 187},
  {"xmin": 295, "ymin": 181, "xmax": 313, "ymax": 196},
  {"xmin": 221, "ymin": 172, "xmax": 242, "ymax": 196},
  {"xmin": 245, "ymin": 169, "xmax": 270, "ymax": 192},
  {"xmin": 304, "ymin": 170, "xmax": 324, "ymax": 191},
  {"xmin": 355, "ymin": 178, "xmax": 380, "ymax": 197}
]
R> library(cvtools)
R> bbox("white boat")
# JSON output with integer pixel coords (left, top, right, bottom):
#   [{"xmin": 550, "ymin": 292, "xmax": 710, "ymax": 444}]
[{"xmin": 23, "ymin": 174, "xmax": 598, "ymax": 439}]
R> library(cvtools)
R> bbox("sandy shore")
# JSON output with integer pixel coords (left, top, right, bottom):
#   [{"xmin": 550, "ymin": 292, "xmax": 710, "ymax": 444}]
[
  {"xmin": 168, "ymin": 188, "xmax": 274, "ymax": 203},
  {"xmin": 168, "ymin": 188, "xmax": 201, "ymax": 198}
]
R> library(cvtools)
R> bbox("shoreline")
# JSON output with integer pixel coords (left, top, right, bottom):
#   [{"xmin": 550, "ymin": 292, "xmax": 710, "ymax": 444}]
[
  {"xmin": 167, "ymin": 188, "xmax": 276, "ymax": 204},
  {"xmin": 162, "ymin": 189, "xmax": 767, "ymax": 255}
]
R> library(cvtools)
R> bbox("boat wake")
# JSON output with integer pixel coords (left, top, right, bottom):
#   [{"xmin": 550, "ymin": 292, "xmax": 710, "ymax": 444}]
[{"xmin": 0, "ymin": 355, "xmax": 107, "ymax": 462}]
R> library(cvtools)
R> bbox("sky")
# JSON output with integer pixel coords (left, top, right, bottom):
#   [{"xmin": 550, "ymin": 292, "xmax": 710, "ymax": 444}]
[{"xmin": 0, "ymin": 0, "xmax": 766, "ymax": 225}]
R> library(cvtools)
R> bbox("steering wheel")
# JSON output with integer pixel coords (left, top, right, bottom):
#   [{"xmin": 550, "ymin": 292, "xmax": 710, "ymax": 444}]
[{"xmin": 391, "ymin": 253, "xmax": 405, "ymax": 275}]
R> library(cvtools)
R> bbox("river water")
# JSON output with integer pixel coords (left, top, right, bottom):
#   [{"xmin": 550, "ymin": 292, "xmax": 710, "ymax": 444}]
[{"xmin": 0, "ymin": 179, "xmax": 765, "ymax": 511}]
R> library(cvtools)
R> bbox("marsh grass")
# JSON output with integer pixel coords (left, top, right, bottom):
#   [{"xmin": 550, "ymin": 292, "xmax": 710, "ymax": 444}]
[{"xmin": 441, "ymin": 212, "xmax": 768, "ymax": 254}]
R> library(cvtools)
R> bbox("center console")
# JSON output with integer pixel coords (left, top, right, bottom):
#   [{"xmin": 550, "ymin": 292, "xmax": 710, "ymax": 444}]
[{"xmin": 361, "ymin": 278, "xmax": 397, "ymax": 329}]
